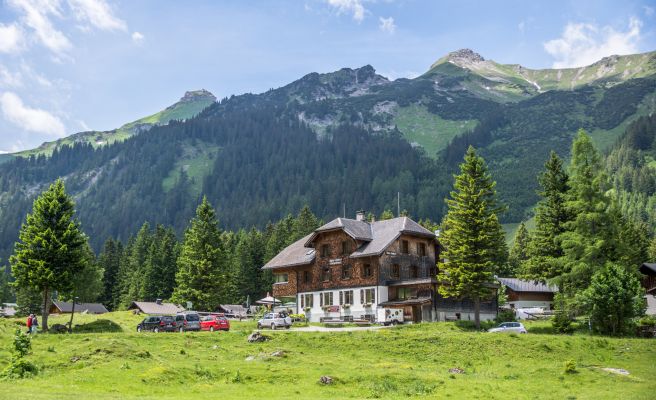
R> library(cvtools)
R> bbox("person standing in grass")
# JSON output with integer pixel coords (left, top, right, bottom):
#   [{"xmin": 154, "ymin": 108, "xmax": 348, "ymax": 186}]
[
  {"xmin": 31, "ymin": 314, "xmax": 38, "ymax": 334},
  {"xmin": 26, "ymin": 313, "xmax": 33, "ymax": 334}
]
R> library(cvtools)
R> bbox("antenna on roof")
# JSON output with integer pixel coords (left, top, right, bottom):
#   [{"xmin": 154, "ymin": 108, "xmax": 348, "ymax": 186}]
[{"xmin": 397, "ymin": 192, "xmax": 400, "ymax": 217}]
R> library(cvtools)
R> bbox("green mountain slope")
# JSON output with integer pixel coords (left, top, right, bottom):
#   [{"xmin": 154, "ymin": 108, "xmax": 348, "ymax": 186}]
[
  {"xmin": 0, "ymin": 49, "xmax": 654, "ymax": 263},
  {"xmin": 15, "ymin": 89, "xmax": 216, "ymax": 157}
]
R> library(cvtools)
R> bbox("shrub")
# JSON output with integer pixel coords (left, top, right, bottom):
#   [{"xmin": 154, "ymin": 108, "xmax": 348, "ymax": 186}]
[
  {"xmin": 552, "ymin": 293, "xmax": 574, "ymax": 334},
  {"xmin": 563, "ymin": 360, "xmax": 577, "ymax": 374},
  {"xmin": 495, "ymin": 309, "xmax": 516, "ymax": 324},
  {"xmin": 1, "ymin": 330, "xmax": 37, "ymax": 380}
]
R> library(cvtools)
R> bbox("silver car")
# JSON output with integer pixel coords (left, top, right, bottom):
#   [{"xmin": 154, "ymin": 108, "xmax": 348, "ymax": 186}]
[
  {"xmin": 488, "ymin": 322, "xmax": 527, "ymax": 334},
  {"xmin": 257, "ymin": 312, "xmax": 292, "ymax": 330},
  {"xmin": 175, "ymin": 312, "xmax": 201, "ymax": 332}
]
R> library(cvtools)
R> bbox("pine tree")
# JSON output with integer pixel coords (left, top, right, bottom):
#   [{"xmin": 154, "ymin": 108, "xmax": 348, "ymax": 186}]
[
  {"xmin": 98, "ymin": 238, "xmax": 121, "ymax": 310},
  {"xmin": 558, "ymin": 130, "xmax": 614, "ymax": 292},
  {"xmin": 121, "ymin": 223, "xmax": 153, "ymax": 307},
  {"xmin": 171, "ymin": 197, "xmax": 227, "ymax": 311},
  {"xmin": 10, "ymin": 179, "xmax": 88, "ymax": 331},
  {"xmin": 521, "ymin": 151, "xmax": 571, "ymax": 283},
  {"xmin": 292, "ymin": 205, "xmax": 320, "ymax": 241},
  {"xmin": 380, "ymin": 210, "xmax": 394, "ymax": 220},
  {"xmin": 506, "ymin": 222, "xmax": 530, "ymax": 276},
  {"xmin": 438, "ymin": 146, "xmax": 508, "ymax": 329},
  {"xmin": 60, "ymin": 243, "xmax": 104, "ymax": 302}
]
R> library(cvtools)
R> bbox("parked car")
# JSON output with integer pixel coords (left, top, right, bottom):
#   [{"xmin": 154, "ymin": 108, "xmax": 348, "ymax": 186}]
[
  {"xmin": 137, "ymin": 315, "xmax": 177, "ymax": 332},
  {"xmin": 175, "ymin": 312, "xmax": 201, "ymax": 332},
  {"xmin": 257, "ymin": 312, "xmax": 292, "ymax": 330},
  {"xmin": 200, "ymin": 314, "xmax": 230, "ymax": 332},
  {"xmin": 488, "ymin": 322, "xmax": 527, "ymax": 334}
]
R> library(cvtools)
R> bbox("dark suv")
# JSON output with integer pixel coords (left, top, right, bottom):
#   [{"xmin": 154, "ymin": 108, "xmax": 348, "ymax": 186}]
[
  {"xmin": 137, "ymin": 315, "xmax": 177, "ymax": 332},
  {"xmin": 175, "ymin": 312, "xmax": 201, "ymax": 332}
]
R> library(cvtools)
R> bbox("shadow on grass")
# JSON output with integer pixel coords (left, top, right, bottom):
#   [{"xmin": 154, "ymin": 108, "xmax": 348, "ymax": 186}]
[{"xmin": 73, "ymin": 319, "xmax": 124, "ymax": 333}]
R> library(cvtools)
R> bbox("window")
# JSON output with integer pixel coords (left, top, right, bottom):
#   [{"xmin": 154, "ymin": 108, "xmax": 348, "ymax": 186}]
[
  {"xmin": 321, "ymin": 267, "xmax": 331, "ymax": 282},
  {"xmin": 401, "ymin": 240, "xmax": 409, "ymax": 254},
  {"xmin": 391, "ymin": 264, "xmax": 400, "ymax": 279},
  {"xmin": 320, "ymin": 292, "xmax": 334, "ymax": 306},
  {"xmin": 300, "ymin": 294, "xmax": 313, "ymax": 308},
  {"xmin": 341, "ymin": 240, "xmax": 352, "ymax": 255},
  {"xmin": 340, "ymin": 290, "xmax": 354, "ymax": 305},
  {"xmin": 303, "ymin": 270, "xmax": 312, "ymax": 284},
  {"xmin": 274, "ymin": 273, "xmax": 288, "ymax": 283},
  {"xmin": 410, "ymin": 265, "xmax": 418, "ymax": 278},
  {"xmin": 362, "ymin": 263, "xmax": 372, "ymax": 278},
  {"xmin": 397, "ymin": 287, "xmax": 412, "ymax": 300},
  {"xmin": 341, "ymin": 264, "xmax": 352, "ymax": 279},
  {"xmin": 418, "ymin": 243, "xmax": 426, "ymax": 257},
  {"xmin": 360, "ymin": 288, "xmax": 375, "ymax": 304},
  {"xmin": 321, "ymin": 244, "xmax": 330, "ymax": 257}
]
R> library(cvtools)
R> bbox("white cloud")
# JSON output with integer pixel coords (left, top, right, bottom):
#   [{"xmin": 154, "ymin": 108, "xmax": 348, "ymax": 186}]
[
  {"xmin": 326, "ymin": 0, "xmax": 366, "ymax": 22},
  {"xmin": 8, "ymin": 0, "xmax": 73, "ymax": 55},
  {"xmin": 0, "ymin": 66, "xmax": 23, "ymax": 87},
  {"xmin": 68, "ymin": 0, "xmax": 127, "ymax": 31},
  {"xmin": 0, "ymin": 92, "xmax": 66, "ymax": 137},
  {"xmin": 0, "ymin": 23, "xmax": 24, "ymax": 53},
  {"xmin": 544, "ymin": 17, "xmax": 642, "ymax": 68},
  {"xmin": 379, "ymin": 16, "xmax": 396, "ymax": 34},
  {"xmin": 131, "ymin": 31, "xmax": 144, "ymax": 44},
  {"xmin": 644, "ymin": 6, "xmax": 654, "ymax": 17}
]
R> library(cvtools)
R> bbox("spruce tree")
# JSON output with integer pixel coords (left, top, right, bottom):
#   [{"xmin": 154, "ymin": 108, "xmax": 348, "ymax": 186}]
[
  {"xmin": 98, "ymin": 238, "xmax": 121, "ymax": 310},
  {"xmin": 507, "ymin": 222, "xmax": 530, "ymax": 276},
  {"xmin": 438, "ymin": 146, "xmax": 507, "ymax": 329},
  {"xmin": 292, "ymin": 205, "xmax": 320, "ymax": 241},
  {"xmin": 558, "ymin": 130, "xmax": 614, "ymax": 292},
  {"xmin": 171, "ymin": 197, "xmax": 227, "ymax": 311},
  {"xmin": 521, "ymin": 151, "xmax": 571, "ymax": 283},
  {"xmin": 61, "ymin": 243, "xmax": 104, "ymax": 302},
  {"xmin": 10, "ymin": 179, "xmax": 88, "ymax": 331}
]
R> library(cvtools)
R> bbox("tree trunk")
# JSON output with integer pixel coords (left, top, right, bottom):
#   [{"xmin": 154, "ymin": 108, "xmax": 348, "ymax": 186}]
[
  {"xmin": 474, "ymin": 295, "xmax": 481, "ymax": 330},
  {"xmin": 41, "ymin": 286, "xmax": 50, "ymax": 332}
]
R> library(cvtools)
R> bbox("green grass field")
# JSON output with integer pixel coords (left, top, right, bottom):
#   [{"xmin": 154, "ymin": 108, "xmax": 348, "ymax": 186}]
[{"xmin": 0, "ymin": 312, "xmax": 654, "ymax": 399}]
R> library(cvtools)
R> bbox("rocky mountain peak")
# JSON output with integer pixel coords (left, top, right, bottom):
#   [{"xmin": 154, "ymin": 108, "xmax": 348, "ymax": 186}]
[
  {"xmin": 447, "ymin": 48, "xmax": 485, "ymax": 63},
  {"xmin": 180, "ymin": 89, "xmax": 217, "ymax": 103}
]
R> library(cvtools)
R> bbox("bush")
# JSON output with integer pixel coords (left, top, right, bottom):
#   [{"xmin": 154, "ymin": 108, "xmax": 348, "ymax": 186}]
[
  {"xmin": 1, "ymin": 330, "xmax": 37, "ymax": 380},
  {"xmin": 552, "ymin": 293, "xmax": 574, "ymax": 334},
  {"xmin": 495, "ymin": 309, "xmax": 516, "ymax": 324},
  {"xmin": 563, "ymin": 360, "xmax": 577, "ymax": 374}
]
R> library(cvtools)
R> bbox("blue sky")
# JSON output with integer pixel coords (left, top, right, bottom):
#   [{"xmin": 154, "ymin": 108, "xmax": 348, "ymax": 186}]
[{"xmin": 0, "ymin": 0, "xmax": 655, "ymax": 152}]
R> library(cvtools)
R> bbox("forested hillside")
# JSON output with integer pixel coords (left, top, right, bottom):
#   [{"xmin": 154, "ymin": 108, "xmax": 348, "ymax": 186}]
[{"xmin": 0, "ymin": 49, "xmax": 655, "ymax": 264}]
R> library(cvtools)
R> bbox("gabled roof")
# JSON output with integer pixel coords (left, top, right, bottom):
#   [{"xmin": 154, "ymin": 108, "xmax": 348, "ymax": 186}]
[
  {"xmin": 263, "ymin": 217, "xmax": 436, "ymax": 270},
  {"xmin": 128, "ymin": 301, "xmax": 185, "ymax": 315},
  {"xmin": 350, "ymin": 217, "xmax": 435, "ymax": 258},
  {"xmin": 262, "ymin": 233, "xmax": 316, "ymax": 270},
  {"xmin": 304, "ymin": 218, "xmax": 373, "ymax": 245},
  {"xmin": 497, "ymin": 277, "xmax": 557, "ymax": 293},
  {"xmin": 51, "ymin": 301, "xmax": 108, "ymax": 314}
]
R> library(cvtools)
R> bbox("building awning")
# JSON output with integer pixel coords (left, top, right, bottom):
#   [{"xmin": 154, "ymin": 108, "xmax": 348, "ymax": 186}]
[
  {"xmin": 379, "ymin": 297, "xmax": 432, "ymax": 307},
  {"xmin": 387, "ymin": 278, "xmax": 436, "ymax": 287}
]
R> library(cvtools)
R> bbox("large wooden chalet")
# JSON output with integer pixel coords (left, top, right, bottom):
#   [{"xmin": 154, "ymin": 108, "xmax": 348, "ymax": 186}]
[{"xmin": 263, "ymin": 212, "xmax": 497, "ymax": 323}]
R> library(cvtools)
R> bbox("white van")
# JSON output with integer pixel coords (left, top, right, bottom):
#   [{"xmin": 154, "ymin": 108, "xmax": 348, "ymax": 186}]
[{"xmin": 377, "ymin": 308, "xmax": 404, "ymax": 325}]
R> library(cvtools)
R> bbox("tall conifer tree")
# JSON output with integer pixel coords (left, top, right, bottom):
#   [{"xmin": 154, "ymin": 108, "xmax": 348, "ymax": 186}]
[
  {"xmin": 10, "ymin": 179, "xmax": 88, "ymax": 331},
  {"xmin": 438, "ymin": 146, "xmax": 507, "ymax": 329},
  {"xmin": 171, "ymin": 197, "xmax": 226, "ymax": 311},
  {"xmin": 521, "ymin": 151, "xmax": 571, "ymax": 282}
]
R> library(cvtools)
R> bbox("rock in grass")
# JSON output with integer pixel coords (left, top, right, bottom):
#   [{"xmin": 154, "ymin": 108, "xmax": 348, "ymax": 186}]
[
  {"xmin": 319, "ymin": 376, "xmax": 333, "ymax": 385},
  {"xmin": 448, "ymin": 367, "xmax": 464, "ymax": 374},
  {"xmin": 270, "ymin": 350, "xmax": 285, "ymax": 357},
  {"xmin": 247, "ymin": 332, "xmax": 269, "ymax": 343}
]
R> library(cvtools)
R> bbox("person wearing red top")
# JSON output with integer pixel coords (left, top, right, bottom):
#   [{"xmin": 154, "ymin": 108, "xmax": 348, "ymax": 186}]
[{"xmin": 26, "ymin": 314, "xmax": 33, "ymax": 334}]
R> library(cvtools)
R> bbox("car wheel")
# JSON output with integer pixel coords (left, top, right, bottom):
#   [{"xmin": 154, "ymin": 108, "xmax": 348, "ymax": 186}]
[
  {"xmin": 392, "ymin": 320, "xmax": 398, "ymax": 326},
  {"xmin": 257, "ymin": 323, "xmax": 262, "ymax": 329},
  {"xmin": 210, "ymin": 326, "xmax": 215, "ymax": 332},
  {"xmin": 271, "ymin": 323, "xmax": 276, "ymax": 330},
  {"xmin": 137, "ymin": 326, "xmax": 142, "ymax": 332},
  {"xmin": 154, "ymin": 327, "xmax": 159, "ymax": 333},
  {"xmin": 285, "ymin": 325, "xmax": 291, "ymax": 329}
]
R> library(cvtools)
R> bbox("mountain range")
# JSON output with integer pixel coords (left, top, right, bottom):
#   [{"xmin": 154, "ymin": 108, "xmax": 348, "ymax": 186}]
[{"xmin": 0, "ymin": 48, "xmax": 654, "ymax": 262}]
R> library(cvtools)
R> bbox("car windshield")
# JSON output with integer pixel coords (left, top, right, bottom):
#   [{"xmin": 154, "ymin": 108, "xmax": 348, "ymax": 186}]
[
  {"xmin": 162, "ymin": 316, "xmax": 174, "ymax": 322},
  {"xmin": 185, "ymin": 314, "xmax": 200, "ymax": 321}
]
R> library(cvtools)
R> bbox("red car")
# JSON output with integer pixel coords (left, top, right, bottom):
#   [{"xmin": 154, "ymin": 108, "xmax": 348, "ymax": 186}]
[{"xmin": 200, "ymin": 314, "xmax": 230, "ymax": 332}]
